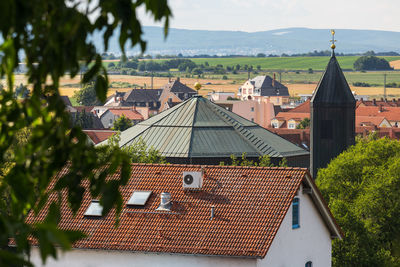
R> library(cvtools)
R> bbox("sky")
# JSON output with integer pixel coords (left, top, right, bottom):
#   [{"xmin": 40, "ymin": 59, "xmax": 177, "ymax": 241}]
[{"xmin": 138, "ymin": 0, "xmax": 400, "ymax": 32}]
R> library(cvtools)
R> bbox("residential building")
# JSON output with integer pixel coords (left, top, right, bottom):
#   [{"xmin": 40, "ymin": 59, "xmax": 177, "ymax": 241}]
[
  {"xmin": 105, "ymin": 89, "xmax": 162, "ymax": 115},
  {"xmin": 29, "ymin": 164, "xmax": 342, "ymax": 267},
  {"xmin": 208, "ymin": 91, "xmax": 235, "ymax": 101},
  {"xmin": 98, "ymin": 96, "xmax": 309, "ymax": 167},
  {"xmin": 214, "ymin": 98, "xmax": 277, "ymax": 128},
  {"xmin": 238, "ymin": 75, "xmax": 289, "ymax": 105},
  {"xmin": 356, "ymin": 105, "xmax": 400, "ymax": 127},
  {"xmin": 83, "ymin": 129, "xmax": 116, "ymax": 145},
  {"xmin": 158, "ymin": 77, "xmax": 197, "ymax": 112},
  {"xmin": 99, "ymin": 107, "xmax": 144, "ymax": 129}
]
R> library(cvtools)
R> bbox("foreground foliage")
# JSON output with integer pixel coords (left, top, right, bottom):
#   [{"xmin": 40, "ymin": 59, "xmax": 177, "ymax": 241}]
[
  {"xmin": 317, "ymin": 136, "xmax": 400, "ymax": 267},
  {"xmin": 0, "ymin": 0, "xmax": 171, "ymax": 265}
]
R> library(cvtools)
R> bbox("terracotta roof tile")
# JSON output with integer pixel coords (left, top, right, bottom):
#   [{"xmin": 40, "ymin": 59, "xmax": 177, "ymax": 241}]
[
  {"xmin": 27, "ymin": 164, "xmax": 313, "ymax": 258},
  {"xmin": 83, "ymin": 130, "xmax": 116, "ymax": 144},
  {"xmin": 107, "ymin": 108, "xmax": 144, "ymax": 121}
]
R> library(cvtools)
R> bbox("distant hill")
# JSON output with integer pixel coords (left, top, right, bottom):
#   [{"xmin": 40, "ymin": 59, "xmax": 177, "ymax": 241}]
[{"xmin": 93, "ymin": 27, "xmax": 400, "ymax": 56}]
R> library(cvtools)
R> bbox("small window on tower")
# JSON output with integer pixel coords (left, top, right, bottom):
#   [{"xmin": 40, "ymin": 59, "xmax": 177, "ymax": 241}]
[{"xmin": 321, "ymin": 120, "xmax": 333, "ymax": 139}]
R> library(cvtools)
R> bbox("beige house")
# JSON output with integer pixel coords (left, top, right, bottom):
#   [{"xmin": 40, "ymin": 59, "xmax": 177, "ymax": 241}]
[
  {"xmin": 238, "ymin": 75, "xmax": 290, "ymax": 104},
  {"xmin": 214, "ymin": 98, "xmax": 276, "ymax": 128}
]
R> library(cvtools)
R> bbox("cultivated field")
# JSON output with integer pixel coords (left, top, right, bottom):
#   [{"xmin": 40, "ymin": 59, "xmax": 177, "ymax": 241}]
[
  {"xmin": 4, "ymin": 55, "xmax": 400, "ymax": 104},
  {"xmin": 189, "ymin": 56, "xmax": 400, "ymax": 71},
  {"xmin": 7, "ymin": 72, "xmax": 400, "ymax": 101}
]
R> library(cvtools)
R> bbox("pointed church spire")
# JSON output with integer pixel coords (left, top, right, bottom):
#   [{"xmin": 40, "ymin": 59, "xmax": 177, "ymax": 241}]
[{"xmin": 310, "ymin": 30, "xmax": 356, "ymax": 179}]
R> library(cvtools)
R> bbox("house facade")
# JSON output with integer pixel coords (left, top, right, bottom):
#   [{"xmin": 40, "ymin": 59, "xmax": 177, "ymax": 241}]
[
  {"xmin": 214, "ymin": 98, "xmax": 277, "ymax": 128},
  {"xmin": 238, "ymin": 75, "xmax": 290, "ymax": 105},
  {"xmin": 99, "ymin": 107, "xmax": 144, "ymax": 129},
  {"xmin": 29, "ymin": 164, "xmax": 342, "ymax": 267}
]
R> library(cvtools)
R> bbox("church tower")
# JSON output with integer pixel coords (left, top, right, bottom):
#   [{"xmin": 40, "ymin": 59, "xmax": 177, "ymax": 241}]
[{"xmin": 310, "ymin": 30, "xmax": 356, "ymax": 178}]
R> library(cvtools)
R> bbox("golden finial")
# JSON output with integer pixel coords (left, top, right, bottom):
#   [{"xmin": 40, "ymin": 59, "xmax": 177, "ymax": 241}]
[
  {"xmin": 194, "ymin": 82, "xmax": 202, "ymax": 91},
  {"xmin": 330, "ymin": 29, "xmax": 336, "ymax": 50}
]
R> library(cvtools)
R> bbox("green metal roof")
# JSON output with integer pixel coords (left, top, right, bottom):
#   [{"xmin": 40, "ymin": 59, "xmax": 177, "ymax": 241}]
[{"xmin": 98, "ymin": 96, "xmax": 309, "ymax": 158}]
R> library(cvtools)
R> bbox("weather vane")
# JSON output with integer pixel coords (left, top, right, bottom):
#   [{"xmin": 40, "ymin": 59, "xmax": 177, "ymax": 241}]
[{"xmin": 330, "ymin": 29, "xmax": 336, "ymax": 50}]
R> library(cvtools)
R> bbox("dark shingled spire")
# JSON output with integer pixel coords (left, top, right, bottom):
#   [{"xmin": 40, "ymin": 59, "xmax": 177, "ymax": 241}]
[
  {"xmin": 310, "ymin": 52, "xmax": 356, "ymax": 178},
  {"xmin": 311, "ymin": 54, "xmax": 356, "ymax": 106}
]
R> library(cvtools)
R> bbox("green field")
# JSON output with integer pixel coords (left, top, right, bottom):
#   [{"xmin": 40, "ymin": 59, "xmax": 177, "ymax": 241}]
[
  {"xmin": 201, "ymin": 71, "xmax": 400, "ymax": 87},
  {"xmin": 190, "ymin": 56, "xmax": 400, "ymax": 71}
]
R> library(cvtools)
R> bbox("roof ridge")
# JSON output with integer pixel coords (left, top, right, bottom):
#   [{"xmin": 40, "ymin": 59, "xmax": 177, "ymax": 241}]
[
  {"xmin": 129, "ymin": 162, "xmax": 309, "ymax": 170},
  {"xmin": 207, "ymin": 100, "xmax": 282, "ymax": 157}
]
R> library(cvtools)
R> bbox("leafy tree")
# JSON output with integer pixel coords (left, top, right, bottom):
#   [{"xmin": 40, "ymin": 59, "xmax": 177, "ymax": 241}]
[
  {"xmin": 228, "ymin": 153, "xmax": 287, "ymax": 167},
  {"xmin": 73, "ymin": 83, "xmax": 102, "ymax": 106},
  {"xmin": 104, "ymin": 134, "xmax": 166, "ymax": 164},
  {"xmin": 354, "ymin": 56, "xmax": 393, "ymax": 71},
  {"xmin": 108, "ymin": 62, "xmax": 115, "ymax": 68},
  {"xmin": 14, "ymin": 83, "xmax": 30, "ymax": 98},
  {"xmin": 138, "ymin": 61, "xmax": 146, "ymax": 71},
  {"xmin": 257, "ymin": 53, "xmax": 266, "ymax": 57},
  {"xmin": 70, "ymin": 110, "xmax": 94, "ymax": 129},
  {"xmin": 0, "ymin": 0, "xmax": 171, "ymax": 266},
  {"xmin": 113, "ymin": 115, "xmax": 133, "ymax": 131},
  {"xmin": 317, "ymin": 136, "xmax": 400, "ymax": 266},
  {"xmin": 296, "ymin": 118, "xmax": 310, "ymax": 129}
]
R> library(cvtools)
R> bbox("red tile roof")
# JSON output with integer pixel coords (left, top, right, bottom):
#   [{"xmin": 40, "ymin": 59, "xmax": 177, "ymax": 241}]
[
  {"xmin": 289, "ymin": 100, "xmax": 310, "ymax": 113},
  {"xmin": 107, "ymin": 108, "xmax": 144, "ymax": 121},
  {"xmin": 274, "ymin": 112, "xmax": 310, "ymax": 121},
  {"xmin": 356, "ymin": 106, "xmax": 400, "ymax": 121},
  {"xmin": 27, "ymin": 164, "xmax": 341, "ymax": 258},
  {"xmin": 83, "ymin": 130, "xmax": 116, "ymax": 144},
  {"xmin": 356, "ymin": 116, "xmax": 388, "ymax": 127}
]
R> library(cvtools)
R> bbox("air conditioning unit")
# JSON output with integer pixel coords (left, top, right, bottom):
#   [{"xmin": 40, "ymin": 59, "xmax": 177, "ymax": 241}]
[{"xmin": 183, "ymin": 171, "xmax": 203, "ymax": 189}]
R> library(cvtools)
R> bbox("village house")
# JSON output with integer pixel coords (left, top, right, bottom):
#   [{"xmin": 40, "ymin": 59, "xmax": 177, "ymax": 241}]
[
  {"xmin": 83, "ymin": 129, "xmax": 116, "ymax": 145},
  {"xmin": 105, "ymin": 89, "xmax": 162, "ymax": 115},
  {"xmin": 238, "ymin": 75, "xmax": 290, "ymax": 105},
  {"xmin": 214, "ymin": 98, "xmax": 278, "ymax": 129},
  {"xmin": 99, "ymin": 107, "xmax": 144, "ymax": 129},
  {"xmin": 208, "ymin": 91, "xmax": 235, "ymax": 101},
  {"xmin": 159, "ymin": 77, "xmax": 197, "ymax": 112},
  {"xmin": 29, "ymin": 164, "xmax": 342, "ymax": 267}
]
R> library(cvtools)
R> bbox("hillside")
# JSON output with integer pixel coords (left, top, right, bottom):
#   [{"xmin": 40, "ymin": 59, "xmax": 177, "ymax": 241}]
[{"xmin": 95, "ymin": 27, "xmax": 400, "ymax": 55}]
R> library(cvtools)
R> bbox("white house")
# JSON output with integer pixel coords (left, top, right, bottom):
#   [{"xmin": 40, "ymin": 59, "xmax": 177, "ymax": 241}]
[{"xmin": 28, "ymin": 164, "xmax": 342, "ymax": 267}]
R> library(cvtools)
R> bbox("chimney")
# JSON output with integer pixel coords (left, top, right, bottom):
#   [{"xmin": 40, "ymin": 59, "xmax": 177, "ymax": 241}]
[
  {"xmin": 156, "ymin": 192, "xmax": 171, "ymax": 211},
  {"xmin": 210, "ymin": 206, "xmax": 215, "ymax": 220},
  {"xmin": 273, "ymin": 73, "xmax": 276, "ymax": 87},
  {"xmin": 379, "ymin": 104, "xmax": 383, "ymax": 113},
  {"xmin": 389, "ymin": 128, "xmax": 394, "ymax": 139},
  {"xmin": 176, "ymin": 77, "xmax": 180, "ymax": 82},
  {"xmin": 373, "ymin": 98, "xmax": 376, "ymax": 105}
]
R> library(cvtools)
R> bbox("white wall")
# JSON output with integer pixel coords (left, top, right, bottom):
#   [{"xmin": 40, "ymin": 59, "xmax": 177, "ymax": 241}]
[
  {"xmin": 30, "ymin": 248, "xmax": 256, "ymax": 267},
  {"xmin": 258, "ymin": 185, "xmax": 332, "ymax": 267}
]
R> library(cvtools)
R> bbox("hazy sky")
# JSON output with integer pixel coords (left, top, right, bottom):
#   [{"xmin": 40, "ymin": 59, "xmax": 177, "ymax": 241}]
[{"xmin": 138, "ymin": 0, "xmax": 400, "ymax": 32}]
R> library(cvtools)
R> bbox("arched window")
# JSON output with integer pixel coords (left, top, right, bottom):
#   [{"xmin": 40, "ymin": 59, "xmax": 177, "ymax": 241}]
[
  {"xmin": 305, "ymin": 261, "xmax": 312, "ymax": 267},
  {"xmin": 292, "ymin": 197, "xmax": 300, "ymax": 229}
]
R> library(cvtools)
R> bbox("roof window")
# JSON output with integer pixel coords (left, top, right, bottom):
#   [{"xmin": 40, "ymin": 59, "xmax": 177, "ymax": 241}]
[
  {"xmin": 84, "ymin": 200, "xmax": 103, "ymax": 217},
  {"xmin": 127, "ymin": 191, "xmax": 152, "ymax": 206}
]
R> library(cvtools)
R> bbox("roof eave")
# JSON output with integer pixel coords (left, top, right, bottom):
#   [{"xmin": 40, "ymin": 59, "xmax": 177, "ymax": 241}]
[{"xmin": 303, "ymin": 172, "xmax": 344, "ymax": 240}]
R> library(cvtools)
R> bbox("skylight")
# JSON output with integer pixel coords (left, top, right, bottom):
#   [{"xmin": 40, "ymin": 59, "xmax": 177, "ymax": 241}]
[
  {"xmin": 127, "ymin": 191, "xmax": 152, "ymax": 206},
  {"xmin": 84, "ymin": 200, "xmax": 103, "ymax": 217}
]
